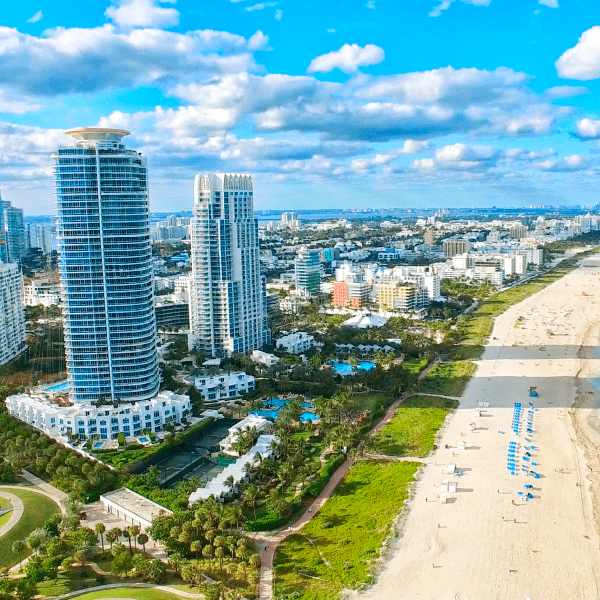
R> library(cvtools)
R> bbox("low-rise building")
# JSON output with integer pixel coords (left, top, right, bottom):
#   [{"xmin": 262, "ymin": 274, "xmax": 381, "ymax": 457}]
[
  {"xmin": 100, "ymin": 488, "xmax": 172, "ymax": 531},
  {"xmin": 251, "ymin": 350, "xmax": 280, "ymax": 367},
  {"xmin": 5, "ymin": 390, "xmax": 191, "ymax": 440},
  {"xmin": 219, "ymin": 414, "xmax": 271, "ymax": 455},
  {"xmin": 276, "ymin": 331, "xmax": 315, "ymax": 354},
  {"xmin": 23, "ymin": 279, "xmax": 61, "ymax": 307},
  {"xmin": 193, "ymin": 371, "xmax": 255, "ymax": 401}
]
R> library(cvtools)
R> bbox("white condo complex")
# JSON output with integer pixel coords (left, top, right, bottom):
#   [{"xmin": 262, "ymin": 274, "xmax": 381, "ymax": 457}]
[
  {"xmin": 5, "ymin": 128, "xmax": 189, "ymax": 441},
  {"xmin": 189, "ymin": 173, "xmax": 269, "ymax": 357}
]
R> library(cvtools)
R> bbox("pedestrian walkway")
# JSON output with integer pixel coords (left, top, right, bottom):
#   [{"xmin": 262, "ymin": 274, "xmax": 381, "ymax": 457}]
[
  {"xmin": 254, "ymin": 394, "xmax": 408, "ymax": 599},
  {"xmin": 21, "ymin": 470, "xmax": 68, "ymax": 506},
  {"xmin": 0, "ymin": 491, "xmax": 23, "ymax": 538}
]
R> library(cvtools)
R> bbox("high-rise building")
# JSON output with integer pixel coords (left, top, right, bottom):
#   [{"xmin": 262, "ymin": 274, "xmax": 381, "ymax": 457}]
[
  {"xmin": 0, "ymin": 189, "xmax": 26, "ymax": 264},
  {"xmin": 295, "ymin": 248, "xmax": 321, "ymax": 296},
  {"xmin": 27, "ymin": 224, "xmax": 55, "ymax": 255},
  {"xmin": 0, "ymin": 263, "xmax": 25, "ymax": 364},
  {"xmin": 52, "ymin": 128, "xmax": 159, "ymax": 404},
  {"xmin": 189, "ymin": 173, "xmax": 269, "ymax": 357}
]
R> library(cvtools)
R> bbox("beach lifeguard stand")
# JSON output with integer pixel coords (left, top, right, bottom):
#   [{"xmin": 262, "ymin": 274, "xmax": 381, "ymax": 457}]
[{"xmin": 529, "ymin": 386, "xmax": 538, "ymax": 398}]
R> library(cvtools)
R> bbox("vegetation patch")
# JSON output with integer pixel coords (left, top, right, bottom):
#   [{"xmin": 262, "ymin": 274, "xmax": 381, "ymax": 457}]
[
  {"xmin": 273, "ymin": 461, "xmax": 418, "ymax": 600},
  {"xmin": 58, "ymin": 588, "xmax": 182, "ymax": 600},
  {"xmin": 419, "ymin": 361, "xmax": 475, "ymax": 397},
  {"xmin": 0, "ymin": 487, "xmax": 59, "ymax": 569},
  {"xmin": 370, "ymin": 395, "xmax": 454, "ymax": 458}
]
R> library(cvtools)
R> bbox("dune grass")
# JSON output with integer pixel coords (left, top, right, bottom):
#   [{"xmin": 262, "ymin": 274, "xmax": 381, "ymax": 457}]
[
  {"xmin": 370, "ymin": 395, "xmax": 455, "ymax": 458},
  {"xmin": 273, "ymin": 461, "xmax": 418, "ymax": 600},
  {"xmin": 419, "ymin": 361, "xmax": 475, "ymax": 397},
  {"xmin": 0, "ymin": 487, "xmax": 59, "ymax": 569}
]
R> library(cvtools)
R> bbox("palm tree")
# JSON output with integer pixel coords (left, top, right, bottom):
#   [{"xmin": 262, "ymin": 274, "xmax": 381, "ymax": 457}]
[
  {"xmin": 128, "ymin": 525, "xmax": 141, "ymax": 553},
  {"xmin": 137, "ymin": 533, "xmax": 149, "ymax": 557},
  {"xmin": 190, "ymin": 540, "xmax": 202, "ymax": 559},
  {"xmin": 94, "ymin": 523, "xmax": 106, "ymax": 556},
  {"xmin": 224, "ymin": 475, "xmax": 235, "ymax": 497},
  {"xmin": 242, "ymin": 485, "xmax": 259, "ymax": 517},
  {"xmin": 12, "ymin": 541, "xmax": 25, "ymax": 571},
  {"xmin": 123, "ymin": 528, "xmax": 132, "ymax": 554},
  {"xmin": 202, "ymin": 544, "xmax": 213, "ymax": 566},
  {"xmin": 168, "ymin": 552, "xmax": 183, "ymax": 576},
  {"xmin": 215, "ymin": 546, "xmax": 225, "ymax": 572},
  {"xmin": 106, "ymin": 528, "xmax": 120, "ymax": 551}
]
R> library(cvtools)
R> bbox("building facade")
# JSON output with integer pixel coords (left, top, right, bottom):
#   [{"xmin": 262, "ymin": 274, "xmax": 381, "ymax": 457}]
[
  {"xmin": 52, "ymin": 128, "xmax": 159, "ymax": 404},
  {"xmin": 193, "ymin": 371, "xmax": 255, "ymax": 401},
  {"xmin": 5, "ymin": 390, "xmax": 191, "ymax": 440},
  {"xmin": 189, "ymin": 173, "xmax": 269, "ymax": 357},
  {"xmin": 276, "ymin": 331, "xmax": 315, "ymax": 354},
  {"xmin": 295, "ymin": 248, "xmax": 321, "ymax": 296},
  {"xmin": 0, "ymin": 189, "xmax": 27, "ymax": 264},
  {"xmin": 0, "ymin": 263, "xmax": 25, "ymax": 364}
]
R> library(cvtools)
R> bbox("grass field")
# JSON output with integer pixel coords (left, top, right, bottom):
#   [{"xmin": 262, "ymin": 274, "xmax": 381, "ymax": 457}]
[
  {"xmin": 402, "ymin": 359, "xmax": 427, "ymax": 374},
  {"xmin": 0, "ymin": 510, "xmax": 12, "ymax": 530},
  {"xmin": 370, "ymin": 395, "xmax": 455, "ymax": 457},
  {"xmin": 273, "ymin": 461, "xmax": 419, "ymax": 600},
  {"xmin": 58, "ymin": 588, "xmax": 183, "ymax": 600},
  {"xmin": 0, "ymin": 487, "xmax": 59, "ymax": 569},
  {"xmin": 419, "ymin": 361, "xmax": 476, "ymax": 397}
]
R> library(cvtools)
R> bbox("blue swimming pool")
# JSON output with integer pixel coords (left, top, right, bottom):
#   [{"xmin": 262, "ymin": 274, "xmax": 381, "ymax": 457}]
[
  {"xmin": 93, "ymin": 441, "xmax": 103, "ymax": 449},
  {"xmin": 333, "ymin": 360, "xmax": 377, "ymax": 373},
  {"xmin": 138, "ymin": 437, "xmax": 150, "ymax": 444},
  {"xmin": 302, "ymin": 401, "xmax": 312, "ymax": 408},
  {"xmin": 264, "ymin": 398, "xmax": 288, "ymax": 408},
  {"xmin": 300, "ymin": 412, "xmax": 320, "ymax": 422},
  {"xmin": 250, "ymin": 409, "xmax": 280, "ymax": 419},
  {"xmin": 44, "ymin": 381, "xmax": 69, "ymax": 392}
]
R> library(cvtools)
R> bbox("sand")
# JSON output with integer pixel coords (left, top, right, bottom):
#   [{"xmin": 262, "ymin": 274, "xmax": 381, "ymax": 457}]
[{"xmin": 357, "ymin": 257, "xmax": 600, "ymax": 600}]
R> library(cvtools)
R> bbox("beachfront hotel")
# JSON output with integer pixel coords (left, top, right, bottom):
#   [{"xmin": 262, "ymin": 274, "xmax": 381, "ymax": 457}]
[
  {"xmin": 188, "ymin": 173, "xmax": 270, "ymax": 357},
  {"xmin": 52, "ymin": 128, "xmax": 160, "ymax": 404}
]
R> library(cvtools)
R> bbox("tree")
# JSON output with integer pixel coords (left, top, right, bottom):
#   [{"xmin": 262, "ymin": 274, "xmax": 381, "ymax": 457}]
[
  {"xmin": 127, "ymin": 525, "xmax": 141, "ymax": 553},
  {"xmin": 106, "ymin": 528, "xmax": 120, "ymax": 551},
  {"xmin": 111, "ymin": 551, "xmax": 134, "ymax": 577},
  {"xmin": 148, "ymin": 559, "xmax": 167, "ymax": 584},
  {"xmin": 94, "ymin": 523, "xmax": 106, "ymax": 556},
  {"xmin": 190, "ymin": 540, "xmax": 202, "ymax": 560},
  {"xmin": 202, "ymin": 544, "xmax": 213, "ymax": 566},
  {"xmin": 214, "ymin": 546, "xmax": 225, "ymax": 572},
  {"xmin": 12, "ymin": 540, "xmax": 25, "ymax": 570},
  {"xmin": 133, "ymin": 554, "xmax": 149, "ymax": 579},
  {"xmin": 73, "ymin": 549, "xmax": 87, "ymax": 568},
  {"xmin": 137, "ymin": 533, "xmax": 149, "ymax": 556},
  {"xmin": 242, "ymin": 485, "xmax": 259, "ymax": 517},
  {"xmin": 167, "ymin": 552, "xmax": 183, "ymax": 576}
]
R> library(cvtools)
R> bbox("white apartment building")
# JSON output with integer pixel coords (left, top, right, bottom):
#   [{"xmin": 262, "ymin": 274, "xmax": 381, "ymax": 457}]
[
  {"xmin": 5, "ymin": 390, "xmax": 191, "ymax": 440},
  {"xmin": 0, "ymin": 263, "xmax": 25, "ymax": 364},
  {"xmin": 189, "ymin": 173, "xmax": 269, "ymax": 357},
  {"xmin": 251, "ymin": 350, "xmax": 280, "ymax": 367},
  {"xmin": 193, "ymin": 371, "xmax": 255, "ymax": 401},
  {"xmin": 219, "ymin": 414, "xmax": 271, "ymax": 455},
  {"xmin": 276, "ymin": 331, "xmax": 315, "ymax": 354},
  {"xmin": 23, "ymin": 279, "xmax": 61, "ymax": 307}
]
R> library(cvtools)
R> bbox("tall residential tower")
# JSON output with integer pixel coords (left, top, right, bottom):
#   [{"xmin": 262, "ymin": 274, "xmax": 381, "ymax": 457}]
[
  {"xmin": 189, "ymin": 173, "xmax": 269, "ymax": 357},
  {"xmin": 52, "ymin": 128, "xmax": 159, "ymax": 404}
]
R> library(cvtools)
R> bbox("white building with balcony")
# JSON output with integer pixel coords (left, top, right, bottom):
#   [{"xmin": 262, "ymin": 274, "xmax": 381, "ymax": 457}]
[
  {"xmin": 23, "ymin": 279, "xmax": 61, "ymax": 307},
  {"xmin": 5, "ymin": 390, "xmax": 191, "ymax": 441},
  {"xmin": 276, "ymin": 331, "xmax": 315, "ymax": 355},
  {"xmin": 193, "ymin": 371, "xmax": 255, "ymax": 401}
]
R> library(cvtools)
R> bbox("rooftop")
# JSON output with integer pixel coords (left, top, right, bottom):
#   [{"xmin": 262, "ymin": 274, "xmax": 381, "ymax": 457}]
[{"xmin": 100, "ymin": 487, "xmax": 172, "ymax": 524}]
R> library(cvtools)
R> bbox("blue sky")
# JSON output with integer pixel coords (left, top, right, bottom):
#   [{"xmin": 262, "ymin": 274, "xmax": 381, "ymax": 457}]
[{"xmin": 3, "ymin": 0, "xmax": 600, "ymax": 213}]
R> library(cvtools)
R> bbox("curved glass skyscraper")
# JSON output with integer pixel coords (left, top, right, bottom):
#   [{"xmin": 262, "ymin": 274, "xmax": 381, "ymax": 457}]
[{"xmin": 52, "ymin": 128, "xmax": 159, "ymax": 404}]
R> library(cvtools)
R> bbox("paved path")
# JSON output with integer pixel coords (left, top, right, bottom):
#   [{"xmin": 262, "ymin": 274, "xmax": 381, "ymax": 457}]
[
  {"xmin": 0, "ymin": 491, "xmax": 23, "ymax": 538},
  {"xmin": 254, "ymin": 393, "xmax": 408, "ymax": 599},
  {"xmin": 54, "ymin": 582, "xmax": 204, "ymax": 599},
  {"xmin": 21, "ymin": 470, "xmax": 68, "ymax": 507}
]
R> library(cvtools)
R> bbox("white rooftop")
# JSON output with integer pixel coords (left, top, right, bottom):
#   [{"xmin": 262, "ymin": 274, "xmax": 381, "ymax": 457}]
[{"xmin": 342, "ymin": 312, "xmax": 388, "ymax": 329}]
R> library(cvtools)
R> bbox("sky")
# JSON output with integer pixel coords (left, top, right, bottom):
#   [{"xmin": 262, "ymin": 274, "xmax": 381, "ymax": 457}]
[{"xmin": 3, "ymin": 0, "xmax": 600, "ymax": 214}]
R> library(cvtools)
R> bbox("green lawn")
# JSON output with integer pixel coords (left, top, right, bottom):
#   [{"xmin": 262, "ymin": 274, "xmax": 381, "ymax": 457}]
[
  {"xmin": 273, "ymin": 461, "xmax": 419, "ymax": 600},
  {"xmin": 402, "ymin": 359, "xmax": 427, "ymax": 374},
  {"xmin": 0, "ymin": 486, "xmax": 60, "ymax": 569},
  {"xmin": 0, "ymin": 510, "xmax": 12, "ymax": 530},
  {"xmin": 370, "ymin": 395, "xmax": 455, "ymax": 457},
  {"xmin": 419, "ymin": 361, "xmax": 476, "ymax": 397},
  {"xmin": 0, "ymin": 496, "xmax": 10, "ymax": 509},
  {"xmin": 59, "ymin": 588, "xmax": 184, "ymax": 600}
]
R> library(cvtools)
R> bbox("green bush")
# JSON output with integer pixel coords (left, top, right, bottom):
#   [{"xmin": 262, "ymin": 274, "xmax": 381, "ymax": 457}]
[
  {"xmin": 117, "ymin": 433, "xmax": 125, "ymax": 447},
  {"xmin": 305, "ymin": 454, "xmax": 345, "ymax": 497}
]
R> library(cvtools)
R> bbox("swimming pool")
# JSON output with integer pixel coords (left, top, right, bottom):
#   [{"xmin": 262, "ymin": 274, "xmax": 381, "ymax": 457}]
[
  {"xmin": 264, "ymin": 398, "xmax": 288, "ymax": 408},
  {"xmin": 92, "ymin": 441, "xmax": 103, "ymax": 449},
  {"xmin": 138, "ymin": 437, "xmax": 150, "ymax": 444},
  {"xmin": 300, "ymin": 412, "xmax": 320, "ymax": 422},
  {"xmin": 250, "ymin": 409, "xmax": 280, "ymax": 419},
  {"xmin": 44, "ymin": 381, "xmax": 69, "ymax": 392},
  {"xmin": 333, "ymin": 360, "xmax": 377, "ymax": 373}
]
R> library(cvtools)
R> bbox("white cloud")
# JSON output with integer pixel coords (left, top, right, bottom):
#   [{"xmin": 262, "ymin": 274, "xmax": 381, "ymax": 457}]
[
  {"xmin": 435, "ymin": 143, "xmax": 499, "ymax": 163},
  {"xmin": 366, "ymin": 0, "xmax": 376, "ymax": 8},
  {"xmin": 0, "ymin": 25, "xmax": 263, "ymax": 96},
  {"xmin": 410, "ymin": 158, "xmax": 436, "ymax": 170},
  {"xmin": 245, "ymin": 2, "xmax": 277, "ymax": 11},
  {"xmin": 0, "ymin": 90, "xmax": 42, "ymax": 114},
  {"xmin": 351, "ymin": 140, "xmax": 431, "ymax": 171},
  {"xmin": 576, "ymin": 118, "xmax": 600, "ymax": 139},
  {"xmin": 105, "ymin": 0, "xmax": 179, "ymax": 29},
  {"xmin": 545, "ymin": 85, "xmax": 589, "ymax": 98},
  {"xmin": 274, "ymin": 9, "xmax": 283, "ymax": 20},
  {"xmin": 556, "ymin": 26, "xmax": 600, "ymax": 80},
  {"xmin": 538, "ymin": 0, "xmax": 558, "ymax": 7},
  {"xmin": 430, "ymin": 0, "xmax": 491, "ymax": 18},
  {"xmin": 307, "ymin": 43, "xmax": 384, "ymax": 74},
  {"xmin": 326, "ymin": 28, "xmax": 336, "ymax": 33},
  {"xmin": 26, "ymin": 11, "xmax": 43, "ymax": 24}
]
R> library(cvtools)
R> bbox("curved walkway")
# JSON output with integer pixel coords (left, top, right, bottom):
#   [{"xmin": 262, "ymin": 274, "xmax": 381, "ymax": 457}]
[
  {"xmin": 254, "ymin": 393, "xmax": 408, "ymax": 599},
  {"xmin": 0, "ymin": 491, "xmax": 23, "ymax": 538},
  {"xmin": 54, "ymin": 582, "xmax": 204, "ymax": 600}
]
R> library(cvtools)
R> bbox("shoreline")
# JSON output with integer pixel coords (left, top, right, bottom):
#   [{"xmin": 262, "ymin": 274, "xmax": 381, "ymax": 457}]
[{"xmin": 358, "ymin": 256, "xmax": 600, "ymax": 600}]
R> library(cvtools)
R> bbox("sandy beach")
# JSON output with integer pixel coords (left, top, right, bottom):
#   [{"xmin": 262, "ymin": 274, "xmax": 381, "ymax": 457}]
[{"xmin": 357, "ymin": 257, "xmax": 600, "ymax": 600}]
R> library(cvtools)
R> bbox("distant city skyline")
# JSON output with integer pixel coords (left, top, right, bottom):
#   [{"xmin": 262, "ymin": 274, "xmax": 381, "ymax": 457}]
[{"xmin": 3, "ymin": 1, "xmax": 600, "ymax": 212}]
